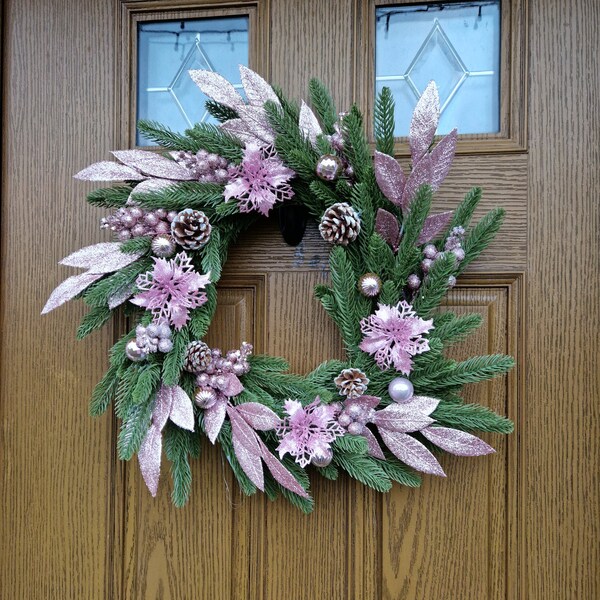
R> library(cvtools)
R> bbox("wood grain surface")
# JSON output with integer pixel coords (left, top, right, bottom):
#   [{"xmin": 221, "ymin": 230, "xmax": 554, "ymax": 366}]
[{"xmin": 1, "ymin": 0, "xmax": 598, "ymax": 598}]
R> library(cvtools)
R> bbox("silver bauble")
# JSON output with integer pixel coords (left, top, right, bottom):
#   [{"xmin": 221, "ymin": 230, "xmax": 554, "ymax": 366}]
[
  {"xmin": 151, "ymin": 234, "xmax": 177, "ymax": 258},
  {"xmin": 358, "ymin": 273, "xmax": 382, "ymax": 297},
  {"xmin": 125, "ymin": 339, "xmax": 147, "ymax": 362},
  {"xmin": 315, "ymin": 154, "xmax": 343, "ymax": 181},
  {"xmin": 388, "ymin": 377, "xmax": 414, "ymax": 403},
  {"xmin": 194, "ymin": 387, "xmax": 218, "ymax": 409},
  {"xmin": 311, "ymin": 447, "xmax": 334, "ymax": 468}
]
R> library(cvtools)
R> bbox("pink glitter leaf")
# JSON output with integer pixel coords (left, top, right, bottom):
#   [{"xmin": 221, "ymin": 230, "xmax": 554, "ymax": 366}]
[
  {"xmin": 168, "ymin": 386, "xmax": 195, "ymax": 431},
  {"xmin": 112, "ymin": 150, "xmax": 194, "ymax": 181},
  {"xmin": 374, "ymin": 151, "xmax": 406, "ymax": 206},
  {"xmin": 401, "ymin": 395, "xmax": 440, "ymax": 417},
  {"xmin": 417, "ymin": 211, "xmax": 453, "ymax": 245},
  {"xmin": 429, "ymin": 128, "xmax": 457, "ymax": 191},
  {"xmin": 257, "ymin": 438, "xmax": 310, "ymax": 499},
  {"xmin": 401, "ymin": 155, "xmax": 432, "ymax": 210},
  {"xmin": 107, "ymin": 283, "xmax": 136, "ymax": 309},
  {"xmin": 236, "ymin": 402, "xmax": 281, "ymax": 431},
  {"xmin": 204, "ymin": 398, "xmax": 227, "ymax": 444},
  {"xmin": 348, "ymin": 395, "xmax": 381, "ymax": 411},
  {"xmin": 129, "ymin": 178, "xmax": 175, "ymax": 202},
  {"xmin": 59, "ymin": 242, "xmax": 144, "ymax": 273},
  {"xmin": 221, "ymin": 119, "xmax": 264, "ymax": 146},
  {"xmin": 236, "ymin": 105, "xmax": 276, "ymax": 146},
  {"xmin": 74, "ymin": 161, "xmax": 145, "ymax": 181},
  {"xmin": 239, "ymin": 65, "xmax": 280, "ymax": 107},
  {"xmin": 421, "ymin": 426, "xmax": 495, "ymax": 457},
  {"xmin": 375, "ymin": 208, "xmax": 401, "ymax": 251},
  {"xmin": 138, "ymin": 424, "xmax": 162, "ymax": 497},
  {"xmin": 373, "ymin": 404, "xmax": 434, "ymax": 433},
  {"xmin": 41, "ymin": 271, "xmax": 104, "ymax": 314},
  {"xmin": 299, "ymin": 100, "xmax": 323, "ymax": 148},
  {"xmin": 188, "ymin": 69, "xmax": 244, "ymax": 109},
  {"xmin": 362, "ymin": 427, "xmax": 386, "ymax": 460},
  {"xmin": 214, "ymin": 373, "xmax": 244, "ymax": 398},
  {"xmin": 228, "ymin": 406, "xmax": 265, "ymax": 490},
  {"xmin": 409, "ymin": 81, "xmax": 440, "ymax": 163},
  {"xmin": 379, "ymin": 428, "xmax": 446, "ymax": 476}
]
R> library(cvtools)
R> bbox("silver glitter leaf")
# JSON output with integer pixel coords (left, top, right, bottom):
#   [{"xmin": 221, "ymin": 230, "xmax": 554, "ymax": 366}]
[
  {"xmin": 41, "ymin": 271, "xmax": 104, "ymax": 314},
  {"xmin": 204, "ymin": 399, "xmax": 227, "ymax": 444},
  {"xmin": 417, "ymin": 211, "xmax": 453, "ymax": 245},
  {"xmin": 188, "ymin": 69, "xmax": 244, "ymax": 109},
  {"xmin": 409, "ymin": 81, "xmax": 440, "ymax": 163},
  {"xmin": 74, "ymin": 161, "xmax": 145, "ymax": 181},
  {"xmin": 153, "ymin": 384, "xmax": 174, "ymax": 431},
  {"xmin": 168, "ymin": 386, "xmax": 195, "ymax": 431},
  {"xmin": 107, "ymin": 283, "xmax": 136, "ymax": 310},
  {"xmin": 221, "ymin": 118, "xmax": 264, "ymax": 146},
  {"xmin": 129, "ymin": 178, "xmax": 175, "ymax": 202},
  {"xmin": 421, "ymin": 426, "xmax": 495, "ymax": 457},
  {"xmin": 237, "ymin": 105, "xmax": 276, "ymax": 146},
  {"xmin": 429, "ymin": 128, "xmax": 457, "ymax": 191},
  {"xmin": 239, "ymin": 65, "xmax": 280, "ymax": 107},
  {"xmin": 59, "ymin": 242, "xmax": 144, "ymax": 273},
  {"xmin": 299, "ymin": 100, "xmax": 323, "ymax": 148},
  {"xmin": 362, "ymin": 427, "xmax": 386, "ymax": 460},
  {"xmin": 112, "ymin": 150, "xmax": 194, "ymax": 181},
  {"xmin": 379, "ymin": 428, "xmax": 446, "ymax": 476},
  {"xmin": 401, "ymin": 395, "xmax": 440, "ymax": 417},
  {"xmin": 374, "ymin": 151, "xmax": 406, "ymax": 207}
]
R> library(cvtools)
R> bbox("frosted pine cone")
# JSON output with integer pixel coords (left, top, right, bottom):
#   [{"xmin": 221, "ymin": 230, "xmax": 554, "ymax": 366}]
[
  {"xmin": 334, "ymin": 368, "xmax": 369, "ymax": 399},
  {"xmin": 171, "ymin": 209, "xmax": 212, "ymax": 250},
  {"xmin": 319, "ymin": 202, "xmax": 361, "ymax": 246},
  {"xmin": 183, "ymin": 341, "xmax": 213, "ymax": 373}
]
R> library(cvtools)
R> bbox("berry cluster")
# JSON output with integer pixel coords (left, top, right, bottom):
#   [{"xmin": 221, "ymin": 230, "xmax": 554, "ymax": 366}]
[
  {"xmin": 135, "ymin": 322, "xmax": 173, "ymax": 354},
  {"xmin": 173, "ymin": 149, "xmax": 234, "ymax": 184},
  {"xmin": 336, "ymin": 400, "xmax": 375, "ymax": 436},
  {"xmin": 101, "ymin": 204, "xmax": 178, "ymax": 241}
]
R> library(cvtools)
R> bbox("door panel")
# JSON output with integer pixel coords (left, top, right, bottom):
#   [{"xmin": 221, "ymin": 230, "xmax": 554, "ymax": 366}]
[{"xmin": 2, "ymin": 1, "xmax": 598, "ymax": 599}]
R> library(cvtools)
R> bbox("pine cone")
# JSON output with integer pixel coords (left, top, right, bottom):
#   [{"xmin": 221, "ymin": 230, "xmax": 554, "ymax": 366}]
[
  {"xmin": 171, "ymin": 209, "xmax": 212, "ymax": 250},
  {"xmin": 334, "ymin": 368, "xmax": 369, "ymax": 399},
  {"xmin": 319, "ymin": 202, "xmax": 361, "ymax": 246},
  {"xmin": 183, "ymin": 341, "xmax": 213, "ymax": 373}
]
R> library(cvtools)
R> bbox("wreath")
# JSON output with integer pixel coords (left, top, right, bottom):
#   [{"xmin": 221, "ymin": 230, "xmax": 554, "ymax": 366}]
[{"xmin": 43, "ymin": 66, "xmax": 514, "ymax": 511}]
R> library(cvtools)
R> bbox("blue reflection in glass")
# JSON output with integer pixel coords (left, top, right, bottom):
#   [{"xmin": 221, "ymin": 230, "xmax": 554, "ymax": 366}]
[
  {"xmin": 137, "ymin": 17, "xmax": 249, "ymax": 145},
  {"xmin": 375, "ymin": 2, "xmax": 500, "ymax": 136}
]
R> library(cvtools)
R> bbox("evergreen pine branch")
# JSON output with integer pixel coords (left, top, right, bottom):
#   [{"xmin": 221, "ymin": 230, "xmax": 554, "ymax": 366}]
[
  {"xmin": 137, "ymin": 120, "xmax": 199, "ymax": 151},
  {"xmin": 309, "ymin": 179, "xmax": 338, "ymax": 210},
  {"xmin": 272, "ymin": 85, "xmax": 301, "ymax": 122},
  {"xmin": 365, "ymin": 233, "xmax": 395, "ymax": 280},
  {"xmin": 432, "ymin": 402, "xmax": 514, "ymax": 434},
  {"xmin": 248, "ymin": 354, "xmax": 290, "ymax": 373},
  {"xmin": 131, "ymin": 363, "xmax": 161, "ymax": 405},
  {"xmin": 333, "ymin": 454, "xmax": 392, "ymax": 493},
  {"xmin": 379, "ymin": 280, "xmax": 401, "ymax": 306},
  {"xmin": 441, "ymin": 187, "xmax": 482, "ymax": 241},
  {"xmin": 90, "ymin": 363, "xmax": 121, "ymax": 417},
  {"xmin": 333, "ymin": 434, "xmax": 369, "ymax": 455},
  {"xmin": 189, "ymin": 285, "xmax": 217, "ymax": 340},
  {"xmin": 458, "ymin": 208, "xmax": 505, "ymax": 273},
  {"xmin": 394, "ymin": 185, "xmax": 433, "ymax": 281},
  {"xmin": 119, "ymin": 237, "xmax": 153, "ymax": 255},
  {"xmin": 162, "ymin": 329, "xmax": 190, "ymax": 386},
  {"xmin": 412, "ymin": 354, "xmax": 515, "ymax": 391},
  {"xmin": 185, "ymin": 123, "xmax": 244, "ymax": 161},
  {"xmin": 164, "ymin": 424, "xmax": 201, "ymax": 508},
  {"xmin": 83, "ymin": 258, "xmax": 151, "ymax": 308},
  {"xmin": 341, "ymin": 106, "xmax": 370, "ymax": 181},
  {"xmin": 315, "ymin": 134, "xmax": 334, "ymax": 156},
  {"xmin": 308, "ymin": 78, "xmax": 337, "ymax": 133},
  {"xmin": 200, "ymin": 228, "xmax": 223, "ymax": 280},
  {"xmin": 335, "ymin": 179, "xmax": 353, "ymax": 202},
  {"xmin": 76, "ymin": 306, "xmax": 112, "ymax": 339},
  {"xmin": 132, "ymin": 182, "xmax": 225, "ymax": 212},
  {"xmin": 431, "ymin": 312, "xmax": 483, "ymax": 345},
  {"xmin": 114, "ymin": 365, "xmax": 140, "ymax": 419},
  {"xmin": 378, "ymin": 455, "xmax": 422, "ymax": 487},
  {"xmin": 374, "ymin": 86, "xmax": 396, "ymax": 156},
  {"xmin": 306, "ymin": 359, "xmax": 347, "ymax": 389},
  {"xmin": 86, "ymin": 185, "xmax": 132, "ymax": 208},
  {"xmin": 317, "ymin": 463, "xmax": 339, "ymax": 480},
  {"xmin": 117, "ymin": 400, "xmax": 154, "ymax": 460},
  {"xmin": 411, "ymin": 252, "xmax": 456, "ymax": 317},
  {"xmin": 204, "ymin": 99, "xmax": 239, "ymax": 123}
]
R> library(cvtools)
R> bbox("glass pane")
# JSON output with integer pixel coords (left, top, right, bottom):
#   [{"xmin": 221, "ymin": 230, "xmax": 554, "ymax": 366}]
[
  {"xmin": 375, "ymin": 2, "xmax": 500, "ymax": 136},
  {"xmin": 137, "ymin": 16, "xmax": 249, "ymax": 146}
]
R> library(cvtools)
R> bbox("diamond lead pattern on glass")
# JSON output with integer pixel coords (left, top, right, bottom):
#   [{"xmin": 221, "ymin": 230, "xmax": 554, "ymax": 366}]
[{"xmin": 375, "ymin": 2, "xmax": 500, "ymax": 135}]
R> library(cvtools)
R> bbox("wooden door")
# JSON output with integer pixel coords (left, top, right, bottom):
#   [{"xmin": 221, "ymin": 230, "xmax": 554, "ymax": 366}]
[{"xmin": 1, "ymin": 1, "xmax": 598, "ymax": 598}]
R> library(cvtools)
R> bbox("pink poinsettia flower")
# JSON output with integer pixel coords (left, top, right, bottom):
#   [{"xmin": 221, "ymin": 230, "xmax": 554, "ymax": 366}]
[
  {"xmin": 224, "ymin": 143, "xmax": 295, "ymax": 216},
  {"xmin": 276, "ymin": 398, "xmax": 344, "ymax": 467},
  {"xmin": 131, "ymin": 251, "xmax": 210, "ymax": 330},
  {"xmin": 360, "ymin": 301, "xmax": 434, "ymax": 374}
]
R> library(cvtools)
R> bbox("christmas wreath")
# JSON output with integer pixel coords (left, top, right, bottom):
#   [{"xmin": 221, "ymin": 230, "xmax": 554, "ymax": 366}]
[{"xmin": 43, "ymin": 66, "xmax": 514, "ymax": 511}]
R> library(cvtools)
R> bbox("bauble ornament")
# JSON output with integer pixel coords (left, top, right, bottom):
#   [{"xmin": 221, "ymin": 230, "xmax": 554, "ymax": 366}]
[{"xmin": 388, "ymin": 377, "xmax": 414, "ymax": 403}]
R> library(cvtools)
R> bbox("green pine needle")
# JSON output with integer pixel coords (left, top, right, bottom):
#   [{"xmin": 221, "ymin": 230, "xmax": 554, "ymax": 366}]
[{"xmin": 374, "ymin": 86, "xmax": 396, "ymax": 156}]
